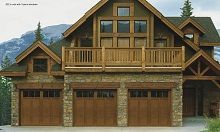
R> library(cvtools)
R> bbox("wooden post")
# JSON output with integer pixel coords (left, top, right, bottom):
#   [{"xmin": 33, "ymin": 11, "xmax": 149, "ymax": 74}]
[
  {"xmin": 62, "ymin": 46, "xmax": 65, "ymax": 71},
  {"xmin": 142, "ymin": 46, "xmax": 145, "ymax": 71},
  {"xmin": 182, "ymin": 46, "xmax": 185, "ymax": 70},
  {"xmin": 102, "ymin": 47, "xmax": 105, "ymax": 71}
]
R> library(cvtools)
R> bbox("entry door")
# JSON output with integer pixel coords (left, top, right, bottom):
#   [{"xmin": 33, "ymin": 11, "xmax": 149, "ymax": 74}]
[{"xmin": 183, "ymin": 88, "xmax": 196, "ymax": 117}]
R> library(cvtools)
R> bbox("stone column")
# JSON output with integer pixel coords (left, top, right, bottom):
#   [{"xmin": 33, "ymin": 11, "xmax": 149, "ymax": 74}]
[
  {"xmin": 172, "ymin": 75, "xmax": 183, "ymax": 127},
  {"xmin": 11, "ymin": 83, "xmax": 19, "ymax": 126},
  {"xmin": 63, "ymin": 75, "xmax": 73, "ymax": 127},
  {"xmin": 117, "ymin": 82, "xmax": 128, "ymax": 126}
]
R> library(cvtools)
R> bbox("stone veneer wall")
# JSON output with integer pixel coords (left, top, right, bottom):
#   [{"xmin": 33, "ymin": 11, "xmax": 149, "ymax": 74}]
[
  {"xmin": 65, "ymin": 73, "xmax": 183, "ymax": 127},
  {"xmin": 11, "ymin": 74, "xmax": 63, "ymax": 126}
]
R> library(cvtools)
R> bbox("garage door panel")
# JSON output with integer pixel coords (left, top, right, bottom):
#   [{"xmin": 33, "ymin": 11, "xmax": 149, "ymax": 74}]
[
  {"xmin": 128, "ymin": 99, "xmax": 139, "ymax": 126},
  {"xmin": 96, "ymin": 99, "xmax": 105, "ymax": 126},
  {"xmin": 85, "ymin": 99, "xmax": 95, "ymax": 126},
  {"xmin": 105, "ymin": 99, "xmax": 116, "ymax": 126},
  {"xmin": 159, "ymin": 99, "xmax": 170, "ymax": 126},
  {"xmin": 150, "ymin": 99, "xmax": 159, "ymax": 126},
  {"xmin": 75, "ymin": 99, "xmax": 85, "ymax": 126},
  {"xmin": 139, "ymin": 99, "xmax": 149, "ymax": 126}
]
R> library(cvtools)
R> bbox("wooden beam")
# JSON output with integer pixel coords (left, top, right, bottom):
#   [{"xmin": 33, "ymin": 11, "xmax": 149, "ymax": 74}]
[
  {"xmin": 198, "ymin": 60, "xmax": 201, "ymax": 75},
  {"xmin": 212, "ymin": 80, "xmax": 220, "ymax": 89},
  {"xmin": 184, "ymin": 76, "xmax": 220, "ymax": 80},
  {"xmin": 62, "ymin": 46, "xmax": 65, "ymax": 71},
  {"xmin": 0, "ymin": 72, "xmax": 26, "ymax": 77},
  {"xmin": 189, "ymin": 66, "xmax": 198, "ymax": 75},
  {"xmin": 201, "ymin": 66, "xmax": 210, "ymax": 76},
  {"xmin": 182, "ymin": 46, "xmax": 185, "ymax": 70}
]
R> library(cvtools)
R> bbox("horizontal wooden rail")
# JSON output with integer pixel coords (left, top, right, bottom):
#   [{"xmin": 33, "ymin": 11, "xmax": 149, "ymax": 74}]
[{"xmin": 63, "ymin": 46, "xmax": 184, "ymax": 71}]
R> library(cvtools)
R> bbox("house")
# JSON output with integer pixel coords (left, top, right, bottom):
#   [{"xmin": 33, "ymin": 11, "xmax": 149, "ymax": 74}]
[{"xmin": 1, "ymin": 0, "xmax": 220, "ymax": 127}]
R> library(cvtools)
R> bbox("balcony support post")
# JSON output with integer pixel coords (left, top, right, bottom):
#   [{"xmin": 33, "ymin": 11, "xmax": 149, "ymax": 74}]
[
  {"xmin": 102, "ymin": 47, "xmax": 106, "ymax": 71},
  {"xmin": 142, "ymin": 46, "xmax": 146, "ymax": 71},
  {"xmin": 62, "ymin": 46, "xmax": 65, "ymax": 71}
]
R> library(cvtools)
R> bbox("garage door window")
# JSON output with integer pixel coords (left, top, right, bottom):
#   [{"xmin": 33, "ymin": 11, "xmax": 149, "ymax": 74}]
[
  {"xmin": 97, "ymin": 90, "xmax": 114, "ymax": 98},
  {"xmin": 23, "ymin": 90, "xmax": 40, "ymax": 97},
  {"xmin": 151, "ymin": 91, "xmax": 168, "ymax": 98},
  {"xmin": 76, "ymin": 90, "xmax": 94, "ymax": 97},
  {"xmin": 130, "ymin": 90, "xmax": 148, "ymax": 97},
  {"xmin": 43, "ymin": 90, "xmax": 60, "ymax": 97}
]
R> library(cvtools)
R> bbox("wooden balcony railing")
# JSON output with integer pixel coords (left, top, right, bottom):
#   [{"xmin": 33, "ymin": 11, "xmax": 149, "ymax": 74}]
[{"xmin": 62, "ymin": 46, "xmax": 185, "ymax": 72}]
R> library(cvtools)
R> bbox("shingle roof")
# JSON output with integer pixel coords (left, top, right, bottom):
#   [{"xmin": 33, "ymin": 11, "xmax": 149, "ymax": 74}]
[
  {"xmin": 1, "ymin": 63, "xmax": 26, "ymax": 72},
  {"xmin": 166, "ymin": 17, "xmax": 220, "ymax": 44}
]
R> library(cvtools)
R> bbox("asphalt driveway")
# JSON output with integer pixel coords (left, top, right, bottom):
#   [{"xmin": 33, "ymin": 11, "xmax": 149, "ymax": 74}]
[{"xmin": 0, "ymin": 117, "xmax": 206, "ymax": 132}]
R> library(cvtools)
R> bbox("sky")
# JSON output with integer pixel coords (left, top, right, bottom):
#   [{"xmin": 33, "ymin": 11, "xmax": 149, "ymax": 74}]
[{"xmin": 0, "ymin": 0, "xmax": 220, "ymax": 43}]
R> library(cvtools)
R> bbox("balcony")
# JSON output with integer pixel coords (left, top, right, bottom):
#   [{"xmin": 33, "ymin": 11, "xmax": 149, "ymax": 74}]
[{"xmin": 62, "ymin": 47, "xmax": 185, "ymax": 72}]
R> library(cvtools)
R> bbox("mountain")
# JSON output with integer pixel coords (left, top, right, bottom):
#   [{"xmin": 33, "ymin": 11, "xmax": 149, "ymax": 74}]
[
  {"xmin": 214, "ymin": 29, "xmax": 220, "ymax": 62},
  {"xmin": 0, "ymin": 24, "xmax": 70, "ymax": 65}
]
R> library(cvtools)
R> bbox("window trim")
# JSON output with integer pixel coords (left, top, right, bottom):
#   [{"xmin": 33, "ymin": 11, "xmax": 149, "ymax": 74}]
[
  {"xmin": 113, "ymin": 3, "xmax": 134, "ymax": 17},
  {"xmin": 100, "ymin": 20, "xmax": 113, "ymax": 33},
  {"xmin": 32, "ymin": 56, "xmax": 50, "ymax": 74}
]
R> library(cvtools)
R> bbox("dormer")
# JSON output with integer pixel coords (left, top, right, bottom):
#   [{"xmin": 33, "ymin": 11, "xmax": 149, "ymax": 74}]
[{"xmin": 178, "ymin": 18, "xmax": 206, "ymax": 45}]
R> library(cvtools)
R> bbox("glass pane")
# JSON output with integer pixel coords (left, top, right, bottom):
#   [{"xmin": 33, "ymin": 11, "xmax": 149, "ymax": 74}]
[
  {"xmin": 100, "ymin": 21, "xmax": 113, "ymax": 33},
  {"xmin": 118, "ymin": 7, "xmax": 130, "ymax": 16},
  {"xmin": 43, "ymin": 91, "xmax": 49, "ymax": 97},
  {"xmin": 49, "ymin": 91, "xmax": 54, "ymax": 97},
  {"xmin": 185, "ymin": 34, "xmax": 194, "ymax": 39},
  {"xmin": 135, "ymin": 21, "xmax": 147, "ymax": 33},
  {"xmin": 76, "ymin": 91, "xmax": 83, "ymax": 97},
  {"xmin": 80, "ymin": 38, "xmax": 93, "ymax": 47},
  {"xmin": 34, "ymin": 91, "xmax": 40, "ymax": 97},
  {"xmin": 23, "ymin": 91, "xmax": 28, "ymax": 97},
  {"xmin": 130, "ymin": 90, "xmax": 148, "ymax": 97},
  {"xmin": 118, "ymin": 21, "xmax": 130, "ymax": 33},
  {"xmin": 97, "ymin": 90, "xmax": 114, "ymax": 98},
  {"xmin": 54, "ymin": 91, "xmax": 60, "ymax": 97},
  {"xmin": 33, "ymin": 59, "xmax": 48, "ymax": 72},
  {"xmin": 151, "ymin": 91, "xmax": 157, "ymax": 97}
]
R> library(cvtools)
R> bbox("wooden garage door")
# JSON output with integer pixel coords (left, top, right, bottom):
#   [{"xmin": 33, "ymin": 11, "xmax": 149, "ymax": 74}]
[
  {"xmin": 73, "ymin": 90, "xmax": 117, "ymax": 126},
  {"xmin": 128, "ymin": 90, "xmax": 171, "ymax": 126},
  {"xmin": 20, "ymin": 90, "xmax": 62, "ymax": 126}
]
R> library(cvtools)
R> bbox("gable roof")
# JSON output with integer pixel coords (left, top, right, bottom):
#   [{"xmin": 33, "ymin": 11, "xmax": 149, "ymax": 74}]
[
  {"xmin": 178, "ymin": 18, "xmax": 206, "ymax": 34},
  {"xmin": 63, "ymin": 0, "xmax": 184, "ymax": 38},
  {"xmin": 167, "ymin": 17, "xmax": 220, "ymax": 45},
  {"xmin": 185, "ymin": 50, "xmax": 220, "ymax": 72},
  {"xmin": 16, "ymin": 41, "xmax": 61, "ymax": 64}
]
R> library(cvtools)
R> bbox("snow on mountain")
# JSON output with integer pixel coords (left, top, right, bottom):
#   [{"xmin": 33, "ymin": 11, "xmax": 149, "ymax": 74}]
[
  {"xmin": 0, "ymin": 24, "xmax": 70, "ymax": 65},
  {"xmin": 214, "ymin": 29, "xmax": 220, "ymax": 62}
]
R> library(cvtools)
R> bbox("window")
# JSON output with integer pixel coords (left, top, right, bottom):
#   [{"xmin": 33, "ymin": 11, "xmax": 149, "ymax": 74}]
[
  {"xmin": 118, "ymin": 20, "xmax": 130, "ymax": 33},
  {"xmin": 100, "ymin": 21, "xmax": 113, "ymax": 33},
  {"xmin": 43, "ymin": 90, "xmax": 60, "ymax": 97},
  {"xmin": 23, "ymin": 90, "xmax": 40, "ymax": 97},
  {"xmin": 135, "ymin": 21, "xmax": 147, "ymax": 33},
  {"xmin": 117, "ymin": 7, "xmax": 130, "ymax": 16},
  {"xmin": 185, "ymin": 34, "xmax": 194, "ymax": 41},
  {"xmin": 76, "ymin": 90, "xmax": 94, "ymax": 97},
  {"xmin": 33, "ymin": 59, "xmax": 48, "ymax": 72},
  {"xmin": 97, "ymin": 90, "xmax": 114, "ymax": 98},
  {"xmin": 151, "ymin": 90, "xmax": 168, "ymax": 98},
  {"xmin": 154, "ymin": 39, "xmax": 167, "ymax": 47},
  {"xmin": 130, "ymin": 90, "xmax": 148, "ymax": 97}
]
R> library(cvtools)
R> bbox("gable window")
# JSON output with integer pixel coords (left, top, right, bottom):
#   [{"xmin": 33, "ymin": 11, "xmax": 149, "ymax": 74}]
[
  {"xmin": 135, "ymin": 21, "xmax": 147, "ymax": 33},
  {"xmin": 185, "ymin": 34, "xmax": 194, "ymax": 41},
  {"xmin": 100, "ymin": 21, "xmax": 113, "ymax": 33},
  {"xmin": 117, "ymin": 7, "xmax": 130, "ymax": 16},
  {"xmin": 118, "ymin": 20, "xmax": 130, "ymax": 33},
  {"xmin": 33, "ymin": 59, "xmax": 48, "ymax": 72}
]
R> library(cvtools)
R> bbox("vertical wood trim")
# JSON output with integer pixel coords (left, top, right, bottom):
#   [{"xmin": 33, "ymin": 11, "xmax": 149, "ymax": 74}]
[
  {"xmin": 98, "ymin": 18, "xmax": 101, "ymax": 47},
  {"xmin": 194, "ymin": 33, "xmax": 199, "ymax": 45},
  {"xmin": 170, "ymin": 35, "xmax": 174, "ymax": 47},
  {"xmin": 62, "ymin": 46, "xmax": 65, "ymax": 70},
  {"xmin": 198, "ymin": 60, "xmax": 201, "ymax": 75},
  {"xmin": 130, "ymin": 3, "xmax": 134, "ymax": 16},
  {"xmin": 182, "ymin": 46, "xmax": 185, "ymax": 70},
  {"xmin": 150, "ymin": 13, "xmax": 154, "ymax": 47},
  {"xmin": 113, "ymin": 20, "xmax": 117, "ymax": 47},
  {"xmin": 93, "ymin": 14, "xmax": 97, "ymax": 47}
]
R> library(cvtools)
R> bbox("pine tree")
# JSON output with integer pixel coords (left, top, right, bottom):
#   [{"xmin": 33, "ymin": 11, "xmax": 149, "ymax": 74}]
[
  {"xmin": 0, "ymin": 56, "xmax": 12, "ymax": 125},
  {"xmin": 34, "ymin": 22, "xmax": 44, "ymax": 42},
  {"xmin": 49, "ymin": 38, "xmax": 54, "ymax": 45},
  {"xmin": 180, "ymin": 0, "xmax": 193, "ymax": 17}
]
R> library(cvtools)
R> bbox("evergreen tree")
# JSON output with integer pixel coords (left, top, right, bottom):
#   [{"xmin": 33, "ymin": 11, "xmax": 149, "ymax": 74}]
[
  {"xmin": 0, "ymin": 56, "xmax": 12, "ymax": 125},
  {"xmin": 180, "ymin": 0, "xmax": 193, "ymax": 17},
  {"xmin": 34, "ymin": 22, "xmax": 44, "ymax": 42},
  {"xmin": 49, "ymin": 38, "xmax": 54, "ymax": 45}
]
